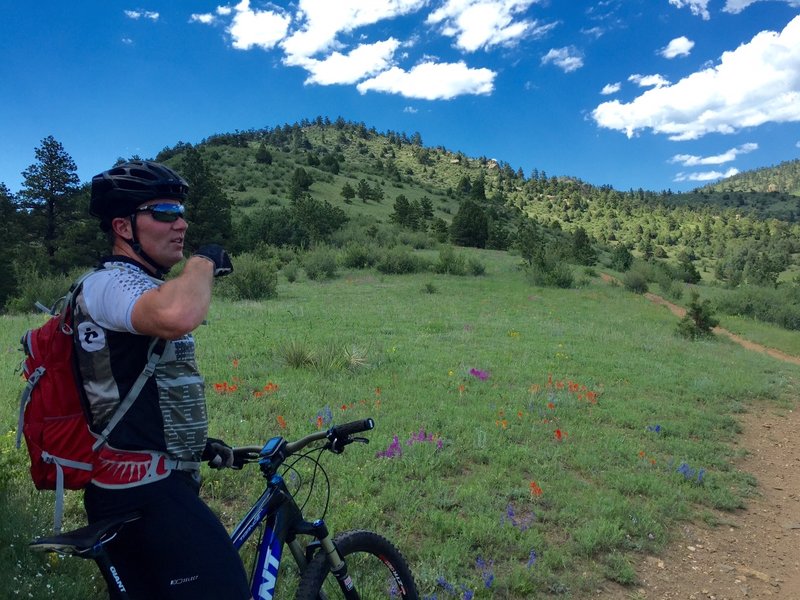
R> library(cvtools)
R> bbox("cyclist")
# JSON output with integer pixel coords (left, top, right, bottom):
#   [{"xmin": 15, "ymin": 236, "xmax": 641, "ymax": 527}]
[{"xmin": 73, "ymin": 160, "xmax": 251, "ymax": 599}]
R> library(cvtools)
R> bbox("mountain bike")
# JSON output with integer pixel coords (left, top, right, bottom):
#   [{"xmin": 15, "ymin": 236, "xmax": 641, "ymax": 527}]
[{"xmin": 29, "ymin": 418, "xmax": 419, "ymax": 599}]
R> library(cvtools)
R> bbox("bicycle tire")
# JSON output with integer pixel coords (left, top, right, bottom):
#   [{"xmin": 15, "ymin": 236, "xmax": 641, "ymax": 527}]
[{"xmin": 295, "ymin": 529, "xmax": 419, "ymax": 600}]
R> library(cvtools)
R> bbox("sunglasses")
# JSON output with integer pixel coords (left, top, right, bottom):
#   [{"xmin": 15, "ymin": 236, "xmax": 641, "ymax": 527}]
[{"xmin": 133, "ymin": 203, "xmax": 186, "ymax": 223}]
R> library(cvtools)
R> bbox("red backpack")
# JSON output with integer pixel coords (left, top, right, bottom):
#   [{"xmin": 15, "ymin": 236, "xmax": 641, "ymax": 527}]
[{"xmin": 17, "ymin": 271, "xmax": 163, "ymax": 532}]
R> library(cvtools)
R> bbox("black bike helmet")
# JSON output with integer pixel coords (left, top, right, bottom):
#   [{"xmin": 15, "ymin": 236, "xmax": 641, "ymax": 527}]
[{"xmin": 90, "ymin": 160, "xmax": 189, "ymax": 230}]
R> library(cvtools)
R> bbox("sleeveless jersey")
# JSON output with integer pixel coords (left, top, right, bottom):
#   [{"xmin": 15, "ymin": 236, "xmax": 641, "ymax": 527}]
[{"xmin": 72, "ymin": 258, "xmax": 208, "ymax": 465}]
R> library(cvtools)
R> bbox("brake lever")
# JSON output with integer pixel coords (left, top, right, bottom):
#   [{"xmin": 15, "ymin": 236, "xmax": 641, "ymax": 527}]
[{"xmin": 231, "ymin": 448, "xmax": 261, "ymax": 470}]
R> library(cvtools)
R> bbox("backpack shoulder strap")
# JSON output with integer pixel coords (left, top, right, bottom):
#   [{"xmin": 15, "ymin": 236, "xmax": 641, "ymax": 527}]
[{"xmin": 90, "ymin": 336, "xmax": 167, "ymax": 451}]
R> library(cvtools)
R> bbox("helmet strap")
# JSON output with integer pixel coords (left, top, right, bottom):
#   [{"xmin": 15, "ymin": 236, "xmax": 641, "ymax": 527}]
[{"xmin": 124, "ymin": 214, "xmax": 170, "ymax": 279}]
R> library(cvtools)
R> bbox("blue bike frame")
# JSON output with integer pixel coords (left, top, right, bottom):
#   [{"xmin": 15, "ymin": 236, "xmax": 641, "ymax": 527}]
[{"xmin": 230, "ymin": 473, "xmax": 322, "ymax": 600}]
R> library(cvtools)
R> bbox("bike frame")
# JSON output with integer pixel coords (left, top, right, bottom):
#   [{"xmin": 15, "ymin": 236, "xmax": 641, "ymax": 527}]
[{"xmin": 230, "ymin": 471, "xmax": 344, "ymax": 600}]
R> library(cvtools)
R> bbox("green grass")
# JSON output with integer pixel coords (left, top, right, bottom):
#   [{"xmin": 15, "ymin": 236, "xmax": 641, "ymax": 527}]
[{"xmin": 1, "ymin": 252, "xmax": 798, "ymax": 598}]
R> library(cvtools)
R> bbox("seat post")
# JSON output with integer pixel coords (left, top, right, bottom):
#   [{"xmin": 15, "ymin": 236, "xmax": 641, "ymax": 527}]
[{"xmin": 94, "ymin": 551, "xmax": 132, "ymax": 600}]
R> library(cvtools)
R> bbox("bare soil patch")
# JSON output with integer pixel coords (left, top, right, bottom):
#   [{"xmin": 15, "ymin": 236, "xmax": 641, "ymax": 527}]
[{"xmin": 595, "ymin": 274, "xmax": 800, "ymax": 599}]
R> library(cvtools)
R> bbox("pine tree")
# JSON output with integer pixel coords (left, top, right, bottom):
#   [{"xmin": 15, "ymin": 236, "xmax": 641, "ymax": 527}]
[
  {"xmin": 179, "ymin": 147, "xmax": 233, "ymax": 251},
  {"xmin": 18, "ymin": 136, "xmax": 81, "ymax": 271},
  {"xmin": 450, "ymin": 201, "xmax": 488, "ymax": 248}
]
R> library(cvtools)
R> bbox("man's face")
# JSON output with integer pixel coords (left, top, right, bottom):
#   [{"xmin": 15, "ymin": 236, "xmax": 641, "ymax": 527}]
[{"xmin": 131, "ymin": 200, "xmax": 188, "ymax": 268}]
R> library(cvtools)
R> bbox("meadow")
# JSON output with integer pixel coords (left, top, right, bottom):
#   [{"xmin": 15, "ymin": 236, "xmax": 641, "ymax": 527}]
[{"xmin": 1, "ymin": 248, "xmax": 798, "ymax": 599}]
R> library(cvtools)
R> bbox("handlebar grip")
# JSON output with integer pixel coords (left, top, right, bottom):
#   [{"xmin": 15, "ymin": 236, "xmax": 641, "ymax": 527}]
[{"xmin": 332, "ymin": 418, "xmax": 375, "ymax": 437}]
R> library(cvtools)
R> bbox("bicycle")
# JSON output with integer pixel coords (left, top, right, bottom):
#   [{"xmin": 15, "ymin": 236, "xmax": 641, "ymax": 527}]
[{"xmin": 29, "ymin": 417, "xmax": 419, "ymax": 599}]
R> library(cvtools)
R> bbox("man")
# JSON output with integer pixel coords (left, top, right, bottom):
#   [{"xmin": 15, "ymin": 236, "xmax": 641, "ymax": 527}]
[{"xmin": 73, "ymin": 160, "xmax": 251, "ymax": 599}]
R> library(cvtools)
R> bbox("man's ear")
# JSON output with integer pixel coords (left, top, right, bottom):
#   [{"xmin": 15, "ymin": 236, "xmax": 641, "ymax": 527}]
[{"xmin": 111, "ymin": 216, "xmax": 133, "ymax": 241}]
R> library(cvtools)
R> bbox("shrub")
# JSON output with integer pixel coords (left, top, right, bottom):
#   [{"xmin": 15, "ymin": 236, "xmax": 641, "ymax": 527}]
[
  {"xmin": 525, "ymin": 260, "xmax": 573, "ymax": 289},
  {"xmin": 622, "ymin": 270, "xmax": 649, "ymax": 294},
  {"xmin": 434, "ymin": 246, "xmax": 467, "ymax": 275},
  {"xmin": 376, "ymin": 248, "xmax": 430, "ymax": 274},
  {"xmin": 468, "ymin": 258, "xmax": 486, "ymax": 276},
  {"xmin": 283, "ymin": 261, "xmax": 300, "ymax": 283},
  {"xmin": 676, "ymin": 292, "xmax": 719, "ymax": 339},
  {"xmin": 214, "ymin": 253, "xmax": 278, "ymax": 301},
  {"xmin": 5, "ymin": 268, "xmax": 84, "ymax": 314},
  {"xmin": 341, "ymin": 242, "xmax": 379, "ymax": 269},
  {"xmin": 303, "ymin": 246, "xmax": 338, "ymax": 280}
]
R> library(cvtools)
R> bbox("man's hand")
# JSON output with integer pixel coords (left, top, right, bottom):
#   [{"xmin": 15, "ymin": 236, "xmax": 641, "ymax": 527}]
[
  {"xmin": 193, "ymin": 244, "xmax": 233, "ymax": 277},
  {"xmin": 202, "ymin": 437, "xmax": 234, "ymax": 469}
]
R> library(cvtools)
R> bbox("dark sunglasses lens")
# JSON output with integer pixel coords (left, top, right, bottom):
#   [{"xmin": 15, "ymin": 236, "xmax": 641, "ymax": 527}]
[{"xmin": 149, "ymin": 204, "xmax": 185, "ymax": 222}]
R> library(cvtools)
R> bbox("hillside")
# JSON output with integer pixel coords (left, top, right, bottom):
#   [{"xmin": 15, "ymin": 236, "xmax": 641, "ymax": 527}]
[{"xmin": 153, "ymin": 119, "xmax": 800, "ymax": 283}]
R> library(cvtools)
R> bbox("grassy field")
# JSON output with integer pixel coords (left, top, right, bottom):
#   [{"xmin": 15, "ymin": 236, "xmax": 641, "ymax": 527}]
[{"xmin": 1, "ymin": 249, "xmax": 798, "ymax": 599}]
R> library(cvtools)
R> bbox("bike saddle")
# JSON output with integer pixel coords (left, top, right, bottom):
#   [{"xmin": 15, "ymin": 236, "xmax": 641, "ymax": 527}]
[{"xmin": 29, "ymin": 512, "xmax": 141, "ymax": 558}]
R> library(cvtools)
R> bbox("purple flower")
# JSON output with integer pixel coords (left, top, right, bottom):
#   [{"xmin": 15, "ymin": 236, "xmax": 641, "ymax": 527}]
[
  {"xmin": 469, "ymin": 368, "xmax": 489, "ymax": 381},
  {"xmin": 527, "ymin": 549, "xmax": 538, "ymax": 568},
  {"xmin": 376, "ymin": 435, "xmax": 403, "ymax": 459}
]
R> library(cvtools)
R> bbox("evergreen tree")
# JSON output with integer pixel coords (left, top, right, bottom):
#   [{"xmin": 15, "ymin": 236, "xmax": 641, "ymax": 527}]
[
  {"xmin": 255, "ymin": 142, "xmax": 273, "ymax": 164},
  {"xmin": 0, "ymin": 183, "xmax": 20, "ymax": 308},
  {"xmin": 289, "ymin": 167, "xmax": 313, "ymax": 201},
  {"xmin": 18, "ymin": 136, "xmax": 81, "ymax": 271},
  {"xmin": 340, "ymin": 182, "xmax": 355, "ymax": 203},
  {"xmin": 179, "ymin": 147, "xmax": 233, "ymax": 251},
  {"xmin": 450, "ymin": 200, "xmax": 488, "ymax": 248},
  {"xmin": 571, "ymin": 227, "xmax": 596, "ymax": 265}
]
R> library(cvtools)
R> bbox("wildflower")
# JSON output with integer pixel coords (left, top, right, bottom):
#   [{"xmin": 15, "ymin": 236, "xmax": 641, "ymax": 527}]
[
  {"xmin": 469, "ymin": 368, "xmax": 489, "ymax": 381},
  {"xmin": 554, "ymin": 429, "xmax": 565, "ymax": 441},
  {"xmin": 232, "ymin": 359, "xmax": 239, "ymax": 368},
  {"xmin": 647, "ymin": 424, "xmax": 662, "ymax": 433},
  {"xmin": 276, "ymin": 415, "xmax": 287, "ymax": 429},
  {"xmin": 376, "ymin": 435, "xmax": 403, "ymax": 459},
  {"xmin": 475, "ymin": 556, "xmax": 494, "ymax": 588},
  {"xmin": 375, "ymin": 387, "xmax": 382, "ymax": 396},
  {"xmin": 526, "ymin": 549, "xmax": 538, "ymax": 569},
  {"xmin": 316, "ymin": 416, "xmax": 323, "ymax": 429},
  {"xmin": 517, "ymin": 411, "xmax": 523, "ymax": 419},
  {"xmin": 263, "ymin": 381, "xmax": 279, "ymax": 393},
  {"xmin": 586, "ymin": 391, "xmax": 598, "ymax": 403},
  {"xmin": 638, "ymin": 450, "xmax": 646, "ymax": 458},
  {"xmin": 530, "ymin": 481, "xmax": 543, "ymax": 497},
  {"xmin": 696, "ymin": 468, "xmax": 706, "ymax": 484},
  {"xmin": 547, "ymin": 402, "xmax": 555, "ymax": 410}
]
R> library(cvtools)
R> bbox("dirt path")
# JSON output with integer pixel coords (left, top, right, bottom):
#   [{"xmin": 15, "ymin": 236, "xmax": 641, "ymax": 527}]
[{"xmin": 596, "ymin": 274, "xmax": 800, "ymax": 599}]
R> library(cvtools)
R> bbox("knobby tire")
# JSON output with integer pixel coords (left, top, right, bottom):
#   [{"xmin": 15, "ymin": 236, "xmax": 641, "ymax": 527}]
[{"xmin": 295, "ymin": 530, "xmax": 418, "ymax": 600}]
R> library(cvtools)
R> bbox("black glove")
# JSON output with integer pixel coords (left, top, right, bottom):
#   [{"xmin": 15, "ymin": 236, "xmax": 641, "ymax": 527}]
[
  {"xmin": 202, "ymin": 437, "xmax": 234, "ymax": 469},
  {"xmin": 194, "ymin": 244, "xmax": 233, "ymax": 277}
]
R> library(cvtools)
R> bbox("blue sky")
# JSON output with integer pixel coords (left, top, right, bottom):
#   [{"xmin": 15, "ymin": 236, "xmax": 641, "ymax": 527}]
[{"xmin": 2, "ymin": 0, "xmax": 799, "ymax": 195}]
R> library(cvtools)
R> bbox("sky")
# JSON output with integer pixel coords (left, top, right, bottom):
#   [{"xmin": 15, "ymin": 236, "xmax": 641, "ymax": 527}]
[{"xmin": 2, "ymin": 0, "xmax": 799, "ymax": 195}]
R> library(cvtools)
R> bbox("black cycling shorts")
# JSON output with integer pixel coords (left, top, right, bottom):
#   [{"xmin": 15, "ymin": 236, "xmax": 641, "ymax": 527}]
[{"xmin": 84, "ymin": 470, "xmax": 251, "ymax": 600}]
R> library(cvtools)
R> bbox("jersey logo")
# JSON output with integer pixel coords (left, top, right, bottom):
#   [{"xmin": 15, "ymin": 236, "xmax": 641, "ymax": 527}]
[{"xmin": 78, "ymin": 322, "xmax": 106, "ymax": 352}]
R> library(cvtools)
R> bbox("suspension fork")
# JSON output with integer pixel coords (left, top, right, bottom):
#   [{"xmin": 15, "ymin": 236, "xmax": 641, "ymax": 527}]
[{"xmin": 294, "ymin": 519, "xmax": 359, "ymax": 600}]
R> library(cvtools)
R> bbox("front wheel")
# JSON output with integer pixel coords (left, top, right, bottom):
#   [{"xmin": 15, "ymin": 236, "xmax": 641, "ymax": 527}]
[{"xmin": 295, "ymin": 530, "xmax": 418, "ymax": 600}]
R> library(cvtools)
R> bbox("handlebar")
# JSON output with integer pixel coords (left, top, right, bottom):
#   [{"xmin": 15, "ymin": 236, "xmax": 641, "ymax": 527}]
[{"xmin": 231, "ymin": 418, "xmax": 375, "ymax": 473}]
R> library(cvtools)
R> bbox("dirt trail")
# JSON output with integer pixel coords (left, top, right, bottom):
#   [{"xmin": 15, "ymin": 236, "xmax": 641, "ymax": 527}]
[{"xmin": 595, "ymin": 274, "xmax": 800, "ymax": 599}]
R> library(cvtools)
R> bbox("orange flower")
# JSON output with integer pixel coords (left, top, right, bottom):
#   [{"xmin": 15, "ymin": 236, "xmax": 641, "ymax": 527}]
[
  {"xmin": 263, "ymin": 382, "xmax": 279, "ymax": 393},
  {"xmin": 316, "ymin": 415, "xmax": 324, "ymax": 430},
  {"xmin": 276, "ymin": 415, "xmax": 287, "ymax": 429},
  {"xmin": 586, "ymin": 391, "xmax": 598, "ymax": 403},
  {"xmin": 232, "ymin": 359, "xmax": 239, "ymax": 368},
  {"xmin": 530, "ymin": 481, "xmax": 543, "ymax": 497},
  {"xmin": 517, "ymin": 411, "xmax": 523, "ymax": 419},
  {"xmin": 341, "ymin": 404, "xmax": 348, "ymax": 411},
  {"xmin": 375, "ymin": 387, "xmax": 382, "ymax": 396},
  {"xmin": 547, "ymin": 402, "xmax": 555, "ymax": 410},
  {"xmin": 554, "ymin": 429, "xmax": 564, "ymax": 441},
  {"xmin": 555, "ymin": 381, "xmax": 565, "ymax": 390},
  {"xmin": 252, "ymin": 391, "xmax": 264, "ymax": 398},
  {"xmin": 638, "ymin": 450, "xmax": 646, "ymax": 458}
]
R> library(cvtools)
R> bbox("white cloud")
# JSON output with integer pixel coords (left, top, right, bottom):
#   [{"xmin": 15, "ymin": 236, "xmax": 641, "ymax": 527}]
[
  {"xmin": 281, "ymin": 0, "xmax": 426, "ymax": 61},
  {"xmin": 661, "ymin": 36, "xmax": 694, "ymax": 59},
  {"xmin": 190, "ymin": 13, "xmax": 216, "ymax": 25},
  {"xmin": 628, "ymin": 73, "xmax": 671, "ymax": 88},
  {"xmin": 592, "ymin": 16, "xmax": 800, "ymax": 140},
  {"xmin": 669, "ymin": 0, "xmax": 710, "ymax": 20},
  {"xmin": 124, "ymin": 9, "xmax": 159, "ymax": 21},
  {"xmin": 291, "ymin": 39, "xmax": 401, "ymax": 85},
  {"xmin": 541, "ymin": 46, "xmax": 583, "ymax": 72},
  {"xmin": 403, "ymin": 106, "xmax": 419, "ymax": 113},
  {"xmin": 357, "ymin": 60, "xmax": 495, "ymax": 99},
  {"xmin": 426, "ymin": 0, "xmax": 553, "ymax": 52},
  {"xmin": 723, "ymin": 0, "xmax": 800, "ymax": 14},
  {"xmin": 228, "ymin": 0, "xmax": 291, "ymax": 51},
  {"xmin": 670, "ymin": 142, "xmax": 758, "ymax": 166},
  {"xmin": 122, "ymin": 37, "xmax": 134, "ymax": 45},
  {"xmin": 674, "ymin": 167, "xmax": 739, "ymax": 182},
  {"xmin": 601, "ymin": 82, "xmax": 621, "ymax": 95}
]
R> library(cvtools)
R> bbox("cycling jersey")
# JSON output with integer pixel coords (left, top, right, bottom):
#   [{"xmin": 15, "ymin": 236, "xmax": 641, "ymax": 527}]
[{"xmin": 72, "ymin": 257, "xmax": 208, "ymax": 485}]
